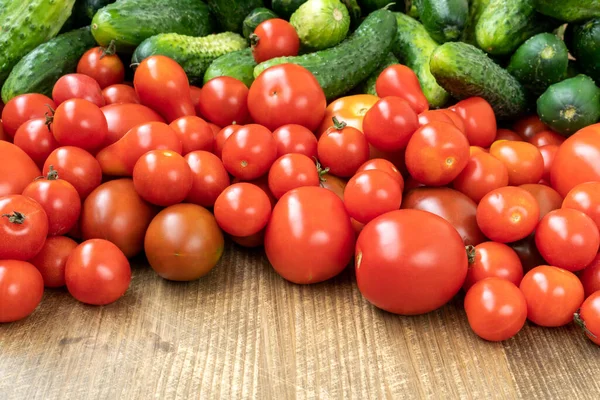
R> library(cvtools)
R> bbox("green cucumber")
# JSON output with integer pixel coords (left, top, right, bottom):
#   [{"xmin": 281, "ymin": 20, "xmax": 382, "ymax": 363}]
[
  {"xmin": 243, "ymin": 8, "xmax": 278, "ymax": 39},
  {"xmin": 207, "ymin": 0, "xmax": 264, "ymax": 33},
  {"xmin": 358, "ymin": 0, "xmax": 400, "ymax": 12},
  {"xmin": 204, "ymin": 48, "xmax": 257, "ymax": 88},
  {"xmin": 533, "ymin": 0, "xmax": 600, "ymax": 22},
  {"xmin": 461, "ymin": 0, "xmax": 489, "ymax": 45},
  {"xmin": 537, "ymin": 75, "xmax": 600, "ymax": 136},
  {"xmin": 290, "ymin": 0, "xmax": 351, "ymax": 51},
  {"xmin": 254, "ymin": 9, "xmax": 397, "ymax": 100},
  {"xmin": 430, "ymin": 42, "xmax": 527, "ymax": 119},
  {"xmin": 567, "ymin": 19, "xmax": 600, "ymax": 83},
  {"xmin": 272, "ymin": 0, "xmax": 307, "ymax": 18},
  {"xmin": 132, "ymin": 32, "xmax": 247, "ymax": 85},
  {"xmin": 91, "ymin": 0, "xmax": 214, "ymax": 53},
  {"xmin": 340, "ymin": 0, "xmax": 362, "ymax": 29},
  {"xmin": 416, "ymin": 0, "xmax": 469, "ymax": 43},
  {"xmin": 393, "ymin": 12, "xmax": 449, "ymax": 108},
  {"xmin": 61, "ymin": 0, "xmax": 116, "ymax": 33},
  {"xmin": 355, "ymin": 53, "xmax": 399, "ymax": 96}
]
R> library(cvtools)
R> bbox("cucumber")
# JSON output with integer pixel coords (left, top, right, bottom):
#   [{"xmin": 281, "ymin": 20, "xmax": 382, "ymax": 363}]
[
  {"xmin": 204, "ymin": 48, "xmax": 257, "ymax": 88},
  {"xmin": 0, "ymin": 0, "xmax": 77, "ymax": 85},
  {"xmin": 355, "ymin": 53, "xmax": 399, "ymax": 96},
  {"xmin": 461, "ymin": 0, "xmax": 489, "ymax": 45},
  {"xmin": 567, "ymin": 19, "xmax": 600, "ymax": 83},
  {"xmin": 61, "ymin": 0, "xmax": 116, "ymax": 33},
  {"xmin": 132, "ymin": 32, "xmax": 248, "ymax": 85},
  {"xmin": 272, "ymin": 0, "xmax": 307, "ymax": 18},
  {"xmin": 393, "ymin": 13, "xmax": 450, "ymax": 108},
  {"xmin": 537, "ymin": 75, "xmax": 600, "ymax": 136},
  {"xmin": 358, "ymin": 0, "xmax": 400, "ymax": 12},
  {"xmin": 507, "ymin": 33, "xmax": 568, "ymax": 97},
  {"xmin": 91, "ymin": 0, "xmax": 214, "ymax": 53},
  {"xmin": 207, "ymin": 0, "xmax": 264, "ymax": 33},
  {"xmin": 475, "ymin": 0, "xmax": 559, "ymax": 55},
  {"xmin": 243, "ymin": 8, "xmax": 278, "ymax": 39},
  {"xmin": 416, "ymin": 0, "xmax": 469, "ymax": 43},
  {"xmin": 340, "ymin": 0, "xmax": 362, "ymax": 29},
  {"xmin": 533, "ymin": 0, "xmax": 600, "ymax": 23},
  {"xmin": 254, "ymin": 9, "xmax": 397, "ymax": 100},
  {"xmin": 290, "ymin": 0, "xmax": 351, "ymax": 51},
  {"xmin": 430, "ymin": 42, "xmax": 527, "ymax": 119}
]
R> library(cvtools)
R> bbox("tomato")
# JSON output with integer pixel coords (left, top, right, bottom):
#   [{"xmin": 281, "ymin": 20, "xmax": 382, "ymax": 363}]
[
  {"xmin": 65, "ymin": 239, "xmax": 131, "ymax": 305},
  {"xmin": 418, "ymin": 109, "xmax": 454, "ymax": 127},
  {"xmin": 43, "ymin": 146, "xmax": 102, "ymax": 199},
  {"xmin": 169, "ymin": 115, "xmax": 214, "ymax": 154},
  {"xmin": 562, "ymin": 182, "xmax": 600, "ymax": 232},
  {"xmin": 344, "ymin": 170, "xmax": 402, "ymax": 224},
  {"xmin": 102, "ymin": 84, "xmax": 140, "ymax": 105},
  {"xmin": 197, "ymin": 77, "xmax": 250, "ymax": 127},
  {"xmin": 214, "ymin": 124, "xmax": 242, "ymax": 159},
  {"xmin": 528, "ymin": 130, "xmax": 564, "ymax": 147},
  {"xmin": 214, "ymin": 183, "xmax": 272, "ymax": 237},
  {"xmin": 52, "ymin": 73, "xmax": 105, "ymax": 107},
  {"xmin": 476, "ymin": 186, "xmax": 540, "ymax": 243},
  {"xmin": 0, "ymin": 195, "xmax": 48, "ymax": 260},
  {"xmin": 221, "ymin": 124, "xmax": 277, "ymax": 180},
  {"xmin": 273, "ymin": 124, "xmax": 318, "ymax": 159},
  {"xmin": 356, "ymin": 209, "xmax": 468, "ymax": 315},
  {"xmin": 517, "ymin": 183, "xmax": 562, "ymax": 222},
  {"xmin": 576, "ymin": 291, "xmax": 600, "ymax": 345},
  {"xmin": 101, "ymin": 103, "xmax": 164, "ymax": 146},
  {"xmin": 232, "ymin": 174, "xmax": 277, "ymax": 208},
  {"xmin": 317, "ymin": 118, "xmax": 370, "ymax": 178},
  {"xmin": 144, "ymin": 203, "xmax": 224, "ymax": 281},
  {"xmin": 509, "ymin": 235, "xmax": 546, "ymax": 273},
  {"xmin": 356, "ymin": 158, "xmax": 404, "ymax": 192},
  {"xmin": 133, "ymin": 55, "xmax": 195, "ymax": 123},
  {"xmin": 190, "ymin": 85, "xmax": 202, "ymax": 110},
  {"xmin": 580, "ymin": 254, "xmax": 600, "ymax": 297},
  {"xmin": 362, "ymin": 96, "xmax": 419, "ymax": 151},
  {"xmin": 535, "ymin": 208, "xmax": 599, "ymax": 272},
  {"xmin": 81, "ymin": 179, "xmax": 158, "ymax": 258},
  {"xmin": 248, "ymin": 64, "xmax": 326, "ymax": 131},
  {"xmin": 251, "ymin": 19, "xmax": 300, "ymax": 63},
  {"xmin": 451, "ymin": 97, "xmax": 497, "ymax": 147},
  {"xmin": 469, "ymin": 146, "xmax": 488, "ymax": 155},
  {"xmin": 538, "ymin": 144, "xmax": 558, "ymax": 184},
  {"xmin": 0, "ymin": 140, "xmax": 42, "ymax": 197},
  {"xmin": 464, "ymin": 278, "xmax": 527, "ymax": 341},
  {"xmin": 464, "ymin": 242, "xmax": 523, "ymax": 291},
  {"xmin": 51, "ymin": 98, "xmax": 108, "ymax": 151},
  {"xmin": 513, "ymin": 115, "xmax": 549, "ymax": 141},
  {"xmin": 494, "ymin": 128, "xmax": 522, "ymax": 142},
  {"xmin": 208, "ymin": 122, "xmax": 221, "ymax": 136},
  {"xmin": 265, "ymin": 186, "xmax": 354, "ymax": 284},
  {"xmin": 231, "ymin": 229, "xmax": 265, "ymax": 249},
  {"xmin": 29, "ymin": 235, "xmax": 78, "ymax": 288},
  {"xmin": 77, "ymin": 46, "xmax": 125, "ymax": 89},
  {"xmin": 268, "ymin": 154, "xmax": 320, "ymax": 199},
  {"xmin": 133, "ymin": 150, "xmax": 192, "ymax": 206},
  {"xmin": 319, "ymin": 172, "xmax": 347, "ymax": 200},
  {"xmin": 317, "ymin": 94, "xmax": 379, "ymax": 137},
  {"xmin": 405, "ymin": 121, "xmax": 470, "ymax": 186},
  {"xmin": 1, "ymin": 93, "xmax": 56, "ymax": 137},
  {"xmin": 489, "ymin": 140, "xmax": 544, "ymax": 186},
  {"xmin": 368, "ymin": 145, "xmax": 407, "ymax": 174},
  {"xmin": 452, "ymin": 152, "xmax": 509, "ymax": 203},
  {"xmin": 520, "ymin": 265, "xmax": 584, "ymax": 327},
  {"xmin": 185, "ymin": 151, "xmax": 230, "ymax": 207},
  {"xmin": 0, "ymin": 260, "xmax": 44, "ymax": 323},
  {"xmin": 375, "ymin": 64, "xmax": 429, "ymax": 114},
  {"xmin": 13, "ymin": 118, "xmax": 59, "ymax": 168}
]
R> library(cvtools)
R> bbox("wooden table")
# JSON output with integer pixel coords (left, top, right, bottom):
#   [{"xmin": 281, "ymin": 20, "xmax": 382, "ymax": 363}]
[{"xmin": 1, "ymin": 243, "xmax": 599, "ymax": 400}]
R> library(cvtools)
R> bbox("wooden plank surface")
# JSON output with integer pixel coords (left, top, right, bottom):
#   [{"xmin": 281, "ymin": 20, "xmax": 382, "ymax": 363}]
[{"xmin": 0, "ymin": 243, "xmax": 599, "ymax": 400}]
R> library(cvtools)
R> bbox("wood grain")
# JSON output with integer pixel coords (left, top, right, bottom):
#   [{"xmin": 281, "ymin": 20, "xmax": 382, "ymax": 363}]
[{"xmin": 0, "ymin": 243, "xmax": 599, "ymax": 400}]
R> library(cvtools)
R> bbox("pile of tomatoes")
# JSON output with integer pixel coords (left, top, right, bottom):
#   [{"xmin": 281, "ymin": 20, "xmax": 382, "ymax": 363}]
[{"xmin": 1, "ymin": 46, "xmax": 599, "ymax": 347}]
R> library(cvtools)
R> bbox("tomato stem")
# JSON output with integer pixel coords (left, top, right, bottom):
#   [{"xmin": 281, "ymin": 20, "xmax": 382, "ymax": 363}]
[
  {"xmin": 249, "ymin": 33, "xmax": 260, "ymax": 47},
  {"xmin": 466, "ymin": 245, "xmax": 476, "ymax": 265},
  {"xmin": 332, "ymin": 116, "xmax": 347, "ymax": 130},
  {"xmin": 46, "ymin": 165, "xmax": 59, "ymax": 181},
  {"xmin": 1, "ymin": 211, "xmax": 26, "ymax": 225},
  {"xmin": 314, "ymin": 158, "xmax": 330, "ymax": 184},
  {"xmin": 101, "ymin": 40, "xmax": 117, "ymax": 59},
  {"xmin": 574, "ymin": 310, "xmax": 597, "ymax": 339},
  {"xmin": 44, "ymin": 104, "xmax": 55, "ymax": 130}
]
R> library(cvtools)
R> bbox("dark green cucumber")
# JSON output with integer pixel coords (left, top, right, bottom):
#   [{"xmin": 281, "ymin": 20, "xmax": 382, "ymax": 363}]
[
  {"xmin": 204, "ymin": 48, "xmax": 257, "ymax": 88},
  {"xmin": 243, "ymin": 8, "xmax": 278, "ymax": 39},
  {"xmin": 61, "ymin": 0, "xmax": 116, "ymax": 32},
  {"xmin": 533, "ymin": 0, "xmax": 600, "ymax": 22},
  {"xmin": 91, "ymin": 0, "xmax": 214, "ymax": 53},
  {"xmin": 507, "ymin": 33, "xmax": 568, "ymax": 97},
  {"xmin": 537, "ymin": 74, "xmax": 600, "ymax": 136},
  {"xmin": 340, "ymin": 0, "xmax": 362, "ymax": 29},
  {"xmin": 567, "ymin": 19, "xmax": 600, "ymax": 83},
  {"xmin": 430, "ymin": 42, "xmax": 527, "ymax": 119},
  {"xmin": 207, "ymin": 0, "xmax": 264, "ymax": 33},
  {"xmin": 271, "ymin": 0, "xmax": 307, "ymax": 18},
  {"xmin": 355, "ymin": 53, "xmax": 399, "ymax": 96},
  {"xmin": 416, "ymin": 0, "xmax": 469, "ymax": 43},
  {"xmin": 461, "ymin": 0, "xmax": 489, "ymax": 44},
  {"xmin": 393, "ymin": 12, "xmax": 449, "ymax": 108},
  {"xmin": 358, "ymin": 0, "xmax": 400, "ymax": 12},
  {"xmin": 253, "ymin": 9, "xmax": 397, "ymax": 100}
]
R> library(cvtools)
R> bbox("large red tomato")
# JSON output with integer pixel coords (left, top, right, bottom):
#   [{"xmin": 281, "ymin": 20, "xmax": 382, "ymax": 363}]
[
  {"xmin": 101, "ymin": 103, "xmax": 164, "ymax": 146},
  {"xmin": 489, "ymin": 140, "xmax": 544, "ymax": 186},
  {"xmin": 375, "ymin": 64, "xmax": 429, "ymax": 114},
  {"xmin": 221, "ymin": 124, "xmax": 277, "ymax": 180},
  {"xmin": 0, "ymin": 140, "xmax": 41, "ymax": 197},
  {"xmin": 214, "ymin": 183, "xmax": 272, "ymax": 237},
  {"xmin": 0, "ymin": 260, "xmax": 44, "ymax": 323},
  {"xmin": 169, "ymin": 115, "xmax": 214, "ymax": 155},
  {"xmin": 197, "ymin": 77, "xmax": 250, "ymax": 127},
  {"xmin": 317, "ymin": 94, "xmax": 379, "ymax": 137},
  {"xmin": 317, "ymin": 118, "xmax": 370, "ymax": 178},
  {"xmin": 43, "ymin": 146, "xmax": 102, "ymax": 199},
  {"xmin": 0, "ymin": 195, "xmax": 48, "ymax": 260},
  {"xmin": 133, "ymin": 150, "xmax": 192, "ymax": 206},
  {"xmin": 52, "ymin": 73, "xmax": 105, "ymax": 107},
  {"xmin": 51, "ymin": 98, "xmax": 108, "ymax": 152},
  {"xmin": 272, "ymin": 124, "xmax": 318, "ymax": 159},
  {"xmin": 251, "ymin": 19, "xmax": 300, "ymax": 63},
  {"xmin": 451, "ymin": 97, "xmax": 497, "ymax": 147},
  {"xmin": 362, "ymin": 96, "xmax": 419, "ymax": 151},
  {"xmin": 1, "ymin": 93, "xmax": 56, "ymax": 137},
  {"xmin": 268, "ymin": 153, "xmax": 320, "ymax": 199}
]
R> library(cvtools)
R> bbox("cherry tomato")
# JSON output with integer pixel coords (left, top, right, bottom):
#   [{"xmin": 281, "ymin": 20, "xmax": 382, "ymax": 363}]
[
  {"xmin": 513, "ymin": 115, "xmax": 549, "ymax": 141},
  {"xmin": 440, "ymin": 109, "xmax": 466, "ymax": 133},
  {"xmin": 221, "ymin": 124, "xmax": 277, "ymax": 180},
  {"xmin": 13, "ymin": 117, "xmax": 59, "ymax": 168},
  {"xmin": 169, "ymin": 115, "xmax": 214, "ymax": 154},
  {"xmin": 375, "ymin": 64, "xmax": 429, "ymax": 114},
  {"xmin": 317, "ymin": 118, "xmax": 370, "ymax": 178},
  {"xmin": 519, "ymin": 183, "xmax": 562, "ymax": 221},
  {"xmin": 356, "ymin": 158, "xmax": 404, "ymax": 192},
  {"xmin": 418, "ymin": 109, "xmax": 454, "ymax": 127},
  {"xmin": 251, "ymin": 19, "xmax": 300, "ymax": 63},
  {"xmin": 362, "ymin": 96, "xmax": 419, "ymax": 151},
  {"xmin": 265, "ymin": 186, "xmax": 354, "ymax": 284},
  {"xmin": 495, "ymin": 128, "xmax": 523, "ymax": 142},
  {"xmin": 489, "ymin": 140, "xmax": 544, "ymax": 186},
  {"xmin": 268, "ymin": 154, "xmax": 320, "ymax": 199},
  {"xmin": 562, "ymin": 182, "xmax": 600, "ymax": 232},
  {"xmin": 464, "ymin": 278, "xmax": 527, "ymax": 341},
  {"xmin": 476, "ymin": 186, "xmax": 540, "ymax": 243},
  {"xmin": 405, "ymin": 121, "xmax": 470, "ymax": 186},
  {"xmin": 451, "ymin": 97, "xmax": 497, "ymax": 147},
  {"xmin": 0, "ymin": 260, "xmax": 44, "ymax": 323},
  {"xmin": 538, "ymin": 144, "xmax": 558, "ymax": 183},
  {"xmin": 317, "ymin": 94, "xmax": 379, "ymax": 137},
  {"xmin": 101, "ymin": 103, "xmax": 164, "ymax": 146},
  {"xmin": 0, "ymin": 195, "xmax": 48, "ymax": 260},
  {"xmin": 51, "ymin": 98, "xmax": 108, "ymax": 151},
  {"xmin": 52, "ymin": 73, "xmax": 105, "ymax": 107},
  {"xmin": 509, "ymin": 235, "xmax": 546, "ymax": 274},
  {"xmin": 1, "ymin": 93, "xmax": 56, "ymax": 137},
  {"xmin": 208, "ymin": 122, "xmax": 221, "ymax": 136},
  {"xmin": 520, "ymin": 265, "xmax": 584, "ymax": 327},
  {"xmin": 214, "ymin": 183, "xmax": 272, "ymax": 237},
  {"xmin": 576, "ymin": 291, "xmax": 600, "ymax": 345},
  {"xmin": 344, "ymin": 170, "xmax": 402, "ymax": 224},
  {"xmin": 133, "ymin": 150, "xmax": 192, "ymax": 206},
  {"xmin": 231, "ymin": 229, "xmax": 265, "ymax": 249},
  {"xmin": 144, "ymin": 204, "xmax": 224, "ymax": 281},
  {"xmin": 319, "ymin": 172, "xmax": 347, "ymax": 201},
  {"xmin": 197, "ymin": 77, "xmax": 250, "ymax": 127},
  {"xmin": 77, "ymin": 46, "xmax": 125, "ymax": 89},
  {"xmin": 214, "ymin": 124, "xmax": 242, "ymax": 159},
  {"xmin": 232, "ymin": 174, "xmax": 277, "ymax": 208},
  {"xmin": 452, "ymin": 152, "xmax": 509, "ymax": 203},
  {"xmin": 185, "ymin": 151, "xmax": 230, "ymax": 207},
  {"xmin": 102, "ymin": 84, "xmax": 140, "ymax": 105},
  {"xmin": 29, "ymin": 235, "xmax": 78, "ymax": 288},
  {"xmin": 0, "ymin": 140, "xmax": 42, "ymax": 197},
  {"xmin": 248, "ymin": 64, "xmax": 326, "ymax": 131},
  {"xmin": 273, "ymin": 124, "xmax": 318, "ymax": 159},
  {"xmin": 529, "ymin": 130, "xmax": 564, "ymax": 147},
  {"xmin": 580, "ymin": 254, "xmax": 600, "ymax": 297},
  {"xmin": 356, "ymin": 209, "xmax": 468, "ymax": 315},
  {"xmin": 43, "ymin": 146, "xmax": 102, "ymax": 199},
  {"xmin": 464, "ymin": 242, "xmax": 524, "ymax": 291}
]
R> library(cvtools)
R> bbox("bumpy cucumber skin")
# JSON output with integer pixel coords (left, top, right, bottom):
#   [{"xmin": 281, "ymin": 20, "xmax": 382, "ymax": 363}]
[
  {"xmin": 243, "ymin": 8, "xmax": 279, "ymax": 39},
  {"xmin": 417, "ymin": 0, "xmax": 469, "ymax": 43},
  {"xmin": 271, "ymin": 0, "xmax": 307, "ymax": 18},
  {"xmin": 393, "ymin": 13, "xmax": 449, "ymax": 108},
  {"xmin": 0, "ymin": 0, "xmax": 77, "ymax": 85},
  {"xmin": 430, "ymin": 42, "xmax": 527, "ymax": 119},
  {"xmin": 91, "ymin": 0, "xmax": 214, "ymax": 53},
  {"xmin": 461, "ymin": 0, "xmax": 489, "ymax": 44},
  {"xmin": 290, "ymin": 0, "xmax": 351, "ymax": 51},
  {"xmin": 533, "ymin": 0, "xmax": 600, "ymax": 22},
  {"xmin": 254, "ymin": 9, "xmax": 397, "ymax": 101},
  {"xmin": 355, "ymin": 53, "xmax": 399, "ymax": 96},
  {"xmin": 132, "ymin": 32, "xmax": 247, "ymax": 85},
  {"xmin": 207, "ymin": 0, "xmax": 264, "ymax": 33},
  {"xmin": 567, "ymin": 19, "xmax": 600, "ymax": 83},
  {"xmin": 204, "ymin": 48, "xmax": 257, "ymax": 88}
]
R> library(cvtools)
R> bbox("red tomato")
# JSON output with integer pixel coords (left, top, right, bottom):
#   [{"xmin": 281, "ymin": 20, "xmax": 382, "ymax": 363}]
[
  {"xmin": 464, "ymin": 242, "xmax": 524, "ymax": 291},
  {"xmin": 221, "ymin": 124, "xmax": 277, "ymax": 180},
  {"xmin": 509, "ymin": 235, "xmax": 546, "ymax": 274},
  {"xmin": 451, "ymin": 97, "xmax": 497, "ymax": 147},
  {"xmin": 580, "ymin": 254, "xmax": 600, "ymax": 297},
  {"xmin": 0, "ymin": 195, "xmax": 48, "ymax": 260},
  {"xmin": 440, "ymin": 109, "xmax": 466, "ymax": 133},
  {"xmin": 405, "ymin": 121, "xmax": 470, "ymax": 186},
  {"xmin": 344, "ymin": 170, "xmax": 402, "ymax": 224},
  {"xmin": 248, "ymin": 64, "xmax": 326, "ymax": 131},
  {"xmin": 562, "ymin": 182, "xmax": 600, "ymax": 232},
  {"xmin": 13, "ymin": 117, "xmax": 59, "ymax": 168},
  {"xmin": 452, "ymin": 152, "xmax": 509, "ymax": 203},
  {"xmin": 576, "ymin": 291, "xmax": 600, "ymax": 345},
  {"xmin": 418, "ymin": 109, "xmax": 454, "ymax": 127},
  {"xmin": 529, "ymin": 130, "xmax": 564, "ymax": 147},
  {"xmin": 208, "ymin": 122, "xmax": 221, "ymax": 136},
  {"xmin": 29, "ymin": 235, "xmax": 78, "ymax": 288},
  {"xmin": 0, "ymin": 140, "xmax": 42, "ymax": 197},
  {"xmin": 375, "ymin": 64, "xmax": 429, "ymax": 114},
  {"xmin": 520, "ymin": 265, "xmax": 584, "ymax": 327},
  {"xmin": 102, "ymin": 84, "xmax": 140, "ymax": 105},
  {"xmin": 65, "ymin": 239, "xmax": 131, "ymax": 305},
  {"xmin": 317, "ymin": 118, "xmax": 370, "ymax": 178},
  {"xmin": 317, "ymin": 94, "xmax": 379, "ymax": 137},
  {"xmin": 133, "ymin": 150, "xmax": 192, "ymax": 206},
  {"xmin": 251, "ymin": 19, "xmax": 300, "ymax": 63},
  {"xmin": 268, "ymin": 153, "xmax": 320, "ymax": 199},
  {"xmin": 230, "ymin": 229, "xmax": 265, "ymax": 248},
  {"xmin": 476, "ymin": 186, "xmax": 540, "ymax": 243},
  {"xmin": 538, "ymin": 144, "xmax": 558, "ymax": 183},
  {"xmin": 489, "ymin": 140, "xmax": 544, "ymax": 185},
  {"xmin": 273, "ymin": 124, "xmax": 318, "ymax": 159},
  {"xmin": 214, "ymin": 124, "xmax": 242, "ymax": 159},
  {"xmin": 214, "ymin": 183, "xmax": 272, "ymax": 237},
  {"xmin": 362, "ymin": 96, "xmax": 419, "ymax": 151},
  {"xmin": 513, "ymin": 115, "xmax": 549, "ymax": 141},
  {"xmin": 133, "ymin": 55, "xmax": 195, "ymax": 122},
  {"xmin": 464, "ymin": 278, "xmax": 527, "ymax": 341},
  {"xmin": 519, "ymin": 183, "xmax": 563, "ymax": 220},
  {"xmin": 319, "ymin": 172, "xmax": 347, "ymax": 201},
  {"xmin": 185, "ymin": 151, "xmax": 230, "ymax": 207},
  {"xmin": 0, "ymin": 260, "xmax": 44, "ymax": 323},
  {"xmin": 356, "ymin": 158, "xmax": 404, "ymax": 192},
  {"xmin": 52, "ymin": 73, "xmax": 105, "ymax": 107},
  {"xmin": 43, "ymin": 146, "xmax": 102, "ymax": 199},
  {"xmin": 101, "ymin": 103, "xmax": 165, "ymax": 146},
  {"xmin": 232, "ymin": 174, "xmax": 277, "ymax": 208},
  {"xmin": 51, "ymin": 98, "xmax": 108, "ymax": 151},
  {"xmin": 197, "ymin": 77, "xmax": 249, "ymax": 127},
  {"xmin": 356, "ymin": 209, "xmax": 468, "ymax": 315},
  {"xmin": 1, "ymin": 93, "xmax": 56, "ymax": 137},
  {"xmin": 77, "ymin": 46, "xmax": 125, "ymax": 89},
  {"xmin": 495, "ymin": 128, "xmax": 523, "ymax": 142},
  {"xmin": 169, "ymin": 115, "xmax": 214, "ymax": 154},
  {"xmin": 265, "ymin": 186, "xmax": 354, "ymax": 284}
]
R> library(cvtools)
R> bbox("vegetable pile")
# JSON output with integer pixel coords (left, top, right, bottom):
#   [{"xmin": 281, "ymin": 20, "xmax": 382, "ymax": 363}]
[{"xmin": 1, "ymin": 0, "xmax": 600, "ymax": 346}]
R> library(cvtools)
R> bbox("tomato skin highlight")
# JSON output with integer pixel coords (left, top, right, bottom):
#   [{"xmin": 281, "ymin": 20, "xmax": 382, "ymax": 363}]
[
  {"xmin": 0, "ymin": 260, "xmax": 44, "ymax": 323},
  {"xmin": 0, "ymin": 195, "xmax": 48, "ymax": 261}
]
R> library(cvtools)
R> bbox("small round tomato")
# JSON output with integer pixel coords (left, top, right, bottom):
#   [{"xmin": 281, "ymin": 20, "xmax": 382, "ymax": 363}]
[
  {"xmin": 268, "ymin": 154, "xmax": 320, "ymax": 199},
  {"xmin": 221, "ymin": 124, "xmax": 277, "ymax": 180},
  {"xmin": 451, "ymin": 97, "xmax": 497, "ymax": 147},
  {"xmin": 52, "ymin": 73, "xmax": 105, "ymax": 107},
  {"xmin": 0, "ymin": 260, "xmax": 44, "ymax": 323},
  {"xmin": 535, "ymin": 208, "xmax": 599, "ymax": 272},
  {"xmin": 214, "ymin": 124, "xmax": 242, "ymax": 159},
  {"xmin": 452, "ymin": 152, "xmax": 509, "ymax": 203},
  {"xmin": 317, "ymin": 118, "xmax": 370, "ymax": 178},
  {"xmin": 528, "ymin": 130, "xmax": 564, "ymax": 147},
  {"xmin": 356, "ymin": 158, "xmax": 404, "ymax": 192},
  {"xmin": 580, "ymin": 254, "xmax": 600, "ymax": 297},
  {"xmin": 520, "ymin": 265, "xmax": 584, "ymax": 327},
  {"xmin": 102, "ymin": 84, "xmax": 140, "ymax": 105},
  {"xmin": 169, "ymin": 115, "xmax": 214, "ymax": 154},
  {"xmin": 519, "ymin": 183, "xmax": 563, "ymax": 220},
  {"xmin": 101, "ymin": 103, "xmax": 164, "ymax": 146},
  {"xmin": 51, "ymin": 98, "xmax": 108, "ymax": 151},
  {"xmin": 513, "ymin": 115, "xmax": 549, "ymax": 141},
  {"xmin": 13, "ymin": 118, "xmax": 59, "ymax": 168},
  {"xmin": 1, "ymin": 93, "xmax": 56, "ymax": 137},
  {"xmin": 509, "ymin": 235, "xmax": 546, "ymax": 273},
  {"xmin": 214, "ymin": 183, "xmax": 272, "ymax": 237},
  {"xmin": 197, "ymin": 77, "xmax": 249, "ymax": 127},
  {"xmin": 418, "ymin": 109, "xmax": 454, "ymax": 127},
  {"xmin": 344, "ymin": 170, "xmax": 402, "ymax": 224},
  {"xmin": 251, "ymin": 18, "xmax": 300, "ymax": 63},
  {"xmin": 273, "ymin": 124, "xmax": 318, "ymax": 159},
  {"xmin": 0, "ymin": 141, "xmax": 41, "ymax": 197},
  {"xmin": 208, "ymin": 122, "xmax": 221, "ymax": 136},
  {"xmin": 405, "ymin": 121, "xmax": 470, "ymax": 186},
  {"xmin": 29, "ymin": 236, "xmax": 78, "ymax": 288},
  {"xmin": 476, "ymin": 186, "xmax": 540, "ymax": 243},
  {"xmin": 230, "ymin": 229, "xmax": 265, "ymax": 249},
  {"xmin": 538, "ymin": 144, "xmax": 558, "ymax": 183},
  {"xmin": 319, "ymin": 172, "xmax": 347, "ymax": 200},
  {"xmin": 185, "ymin": 151, "xmax": 230, "ymax": 207},
  {"xmin": 317, "ymin": 94, "xmax": 378, "ymax": 137},
  {"xmin": 0, "ymin": 195, "xmax": 48, "ymax": 260},
  {"xmin": 375, "ymin": 64, "xmax": 428, "ymax": 114},
  {"xmin": 362, "ymin": 96, "xmax": 419, "ymax": 151},
  {"xmin": 562, "ymin": 182, "xmax": 600, "ymax": 231},
  {"xmin": 77, "ymin": 46, "xmax": 125, "ymax": 89},
  {"xmin": 43, "ymin": 146, "xmax": 102, "ymax": 199},
  {"xmin": 576, "ymin": 291, "xmax": 600, "ymax": 345},
  {"xmin": 495, "ymin": 128, "xmax": 523, "ymax": 142},
  {"xmin": 232, "ymin": 174, "xmax": 277, "ymax": 208},
  {"xmin": 464, "ymin": 242, "xmax": 524, "ymax": 291},
  {"xmin": 441, "ymin": 109, "xmax": 467, "ymax": 133},
  {"xmin": 489, "ymin": 140, "xmax": 544, "ymax": 186}
]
